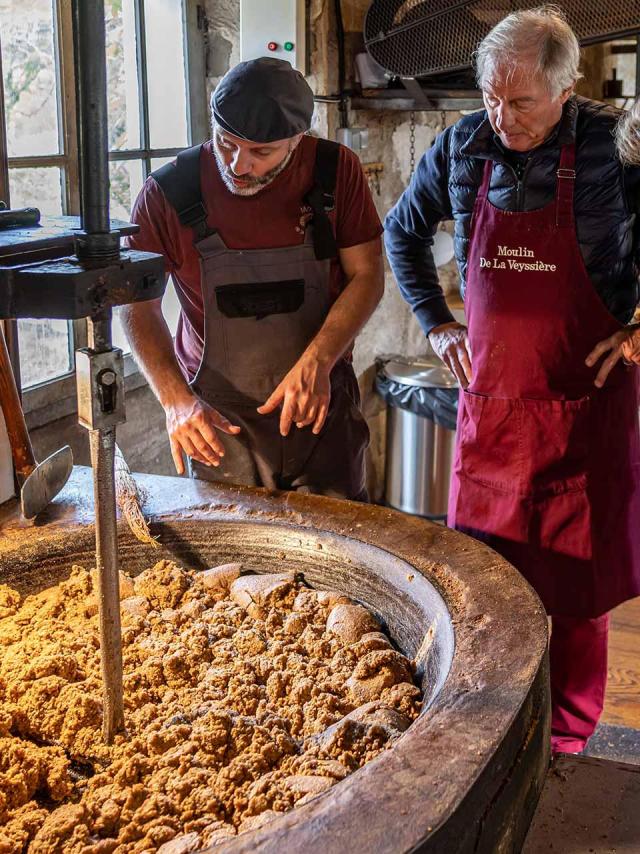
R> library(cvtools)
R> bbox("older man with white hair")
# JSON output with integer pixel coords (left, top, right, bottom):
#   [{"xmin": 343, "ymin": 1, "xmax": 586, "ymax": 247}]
[{"xmin": 385, "ymin": 5, "xmax": 640, "ymax": 755}]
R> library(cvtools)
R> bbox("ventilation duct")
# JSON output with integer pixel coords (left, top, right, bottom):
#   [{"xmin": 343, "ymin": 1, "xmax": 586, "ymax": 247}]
[{"xmin": 364, "ymin": 0, "xmax": 640, "ymax": 80}]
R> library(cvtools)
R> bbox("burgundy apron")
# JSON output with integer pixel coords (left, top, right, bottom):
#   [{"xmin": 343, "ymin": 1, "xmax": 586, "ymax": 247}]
[{"xmin": 448, "ymin": 143, "xmax": 640, "ymax": 618}]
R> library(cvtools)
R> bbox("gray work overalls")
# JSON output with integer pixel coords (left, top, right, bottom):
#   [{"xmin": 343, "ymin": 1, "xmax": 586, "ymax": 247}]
[{"xmin": 152, "ymin": 141, "xmax": 369, "ymax": 499}]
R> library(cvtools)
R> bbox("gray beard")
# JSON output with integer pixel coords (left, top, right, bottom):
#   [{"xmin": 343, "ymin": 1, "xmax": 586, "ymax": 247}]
[{"xmin": 213, "ymin": 143, "xmax": 295, "ymax": 196}]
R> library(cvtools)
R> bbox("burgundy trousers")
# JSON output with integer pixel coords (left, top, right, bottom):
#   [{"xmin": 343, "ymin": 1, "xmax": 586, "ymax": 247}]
[{"xmin": 549, "ymin": 613, "xmax": 609, "ymax": 754}]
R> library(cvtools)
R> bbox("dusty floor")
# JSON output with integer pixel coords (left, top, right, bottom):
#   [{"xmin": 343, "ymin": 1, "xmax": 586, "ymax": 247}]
[{"xmin": 0, "ymin": 561, "xmax": 421, "ymax": 853}]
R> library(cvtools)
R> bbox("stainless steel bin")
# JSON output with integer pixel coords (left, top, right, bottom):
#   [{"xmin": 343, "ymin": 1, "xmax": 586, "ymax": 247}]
[{"xmin": 380, "ymin": 357, "xmax": 458, "ymax": 519}]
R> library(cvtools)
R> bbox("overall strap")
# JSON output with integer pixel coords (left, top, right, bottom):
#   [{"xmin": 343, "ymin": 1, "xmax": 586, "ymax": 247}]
[
  {"xmin": 469, "ymin": 158, "xmax": 493, "ymax": 234},
  {"xmin": 304, "ymin": 138, "xmax": 340, "ymax": 261},
  {"xmin": 151, "ymin": 145, "xmax": 211, "ymax": 241},
  {"xmin": 555, "ymin": 144, "xmax": 576, "ymax": 229}
]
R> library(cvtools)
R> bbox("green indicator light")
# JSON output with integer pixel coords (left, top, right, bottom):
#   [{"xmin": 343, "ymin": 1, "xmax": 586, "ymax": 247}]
[{"xmin": 284, "ymin": 41, "xmax": 294, "ymax": 51}]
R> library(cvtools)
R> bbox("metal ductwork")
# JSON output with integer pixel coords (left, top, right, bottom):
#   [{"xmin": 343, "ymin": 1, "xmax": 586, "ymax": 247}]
[{"xmin": 364, "ymin": 0, "xmax": 640, "ymax": 80}]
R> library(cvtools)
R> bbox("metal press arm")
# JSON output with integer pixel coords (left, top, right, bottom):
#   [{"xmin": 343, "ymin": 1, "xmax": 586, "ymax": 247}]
[{"xmin": 73, "ymin": 0, "xmax": 124, "ymax": 743}]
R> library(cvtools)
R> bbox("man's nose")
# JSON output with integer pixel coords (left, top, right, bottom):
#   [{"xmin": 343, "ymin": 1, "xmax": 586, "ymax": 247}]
[
  {"xmin": 231, "ymin": 150, "xmax": 252, "ymax": 176},
  {"xmin": 497, "ymin": 103, "xmax": 516, "ymax": 130}
]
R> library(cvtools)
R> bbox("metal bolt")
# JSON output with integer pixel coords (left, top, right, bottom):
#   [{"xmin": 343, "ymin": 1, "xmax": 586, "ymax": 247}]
[{"xmin": 100, "ymin": 370, "xmax": 116, "ymax": 386}]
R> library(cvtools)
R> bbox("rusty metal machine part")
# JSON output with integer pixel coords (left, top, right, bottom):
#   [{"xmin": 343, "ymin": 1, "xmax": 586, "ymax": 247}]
[
  {"xmin": 87, "ymin": 421, "xmax": 125, "ymax": 740},
  {"xmin": 77, "ymin": 314, "xmax": 126, "ymax": 741},
  {"xmin": 0, "ymin": 469, "xmax": 550, "ymax": 853}
]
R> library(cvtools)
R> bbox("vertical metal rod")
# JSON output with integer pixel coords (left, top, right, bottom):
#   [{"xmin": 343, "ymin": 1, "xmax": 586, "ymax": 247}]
[
  {"xmin": 87, "ymin": 313, "xmax": 123, "ymax": 743},
  {"xmin": 72, "ymin": 0, "xmax": 123, "ymax": 741},
  {"xmin": 72, "ymin": 0, "xmax": 110, "ymax": 234},
  {"xmin": 88, "ymin": 311, "xmax": 113, "ymax": 351},
  {"xmin": 134, "ymin": 0, "xmax": 152, "ymax": 179},
  {"xmin": 89, "ymin": 425, "xmax": 124, "ymax": 743}
]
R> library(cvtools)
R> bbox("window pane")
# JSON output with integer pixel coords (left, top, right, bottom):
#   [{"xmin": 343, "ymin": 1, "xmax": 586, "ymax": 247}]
[
  {"xmin": 106, "ymin": 0, "xmax": 141, "ymax": 151},
  {"xmin": 109, "ymin": 159, "xmax": 144, "ymax": 221},
  {"xmin": 18, "ymin": 319, "xmax": 72, "ymax": 388},
  {"xmin": 0, "ymin": 0, "xmax": 60, "ymax": 157},
  {"xmin": 144, "ymin": 0, "xmax": 188, "ymax": 149},
  {"xmin": 150, "ymin": 156, "xmax": 174, "ymax": 171},
  {"xmin": 9, "ymin": 167, "xmax": 63, "ymax": 215}
]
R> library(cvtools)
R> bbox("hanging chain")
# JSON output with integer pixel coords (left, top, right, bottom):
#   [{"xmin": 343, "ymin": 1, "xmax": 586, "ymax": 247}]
[{"xmin": 409, "ymin": 110, "xmax": 416, "ymax": 174}]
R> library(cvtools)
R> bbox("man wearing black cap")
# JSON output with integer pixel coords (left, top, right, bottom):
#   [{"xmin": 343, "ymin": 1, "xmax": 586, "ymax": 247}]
[{"xmin": 121, "ymin": 58, "xmax": 384, "ymax": 499}]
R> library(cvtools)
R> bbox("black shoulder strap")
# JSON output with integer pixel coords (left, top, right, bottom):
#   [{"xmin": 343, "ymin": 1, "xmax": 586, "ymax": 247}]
[
  {"xmin": 151, "ymin": 144, "xmax": 210, "ymax": 240},
  {"xmin": 305, "ymin": 138, "xmax": 340, "ymax": 261},
  {"xmin": 315, "ymin": 138, "xmax": 339, "ymax": 212}
]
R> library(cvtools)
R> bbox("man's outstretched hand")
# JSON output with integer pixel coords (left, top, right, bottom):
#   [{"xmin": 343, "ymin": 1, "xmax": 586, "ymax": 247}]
[
  {"xmin": 257, "ymin": 351, "xmax": 332, "ymax": 437},
  {"xmin": 165, "ymin": 393, "xmax": 241, "ymax": 474}
]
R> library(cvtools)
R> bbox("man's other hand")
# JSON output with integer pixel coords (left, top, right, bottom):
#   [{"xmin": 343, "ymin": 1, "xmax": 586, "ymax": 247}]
[
  {"xmin": 165, "ymin": 394, "xmax": 241, "ymax": 475},
  {"xmin": 428, "ymin": 321, "xmax": 472, "ymax": 388},
  {"xmin": 257, "ymin": 351, "xmax": 332, "ymax": 437},
  {"xmin": 586, "ymin": 324, "xmax": 640, "ymax": 388}
]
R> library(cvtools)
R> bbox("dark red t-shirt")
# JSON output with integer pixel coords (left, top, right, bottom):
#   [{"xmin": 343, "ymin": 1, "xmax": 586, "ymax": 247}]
[{"xmin": 125, "ymin": 136, "xmax": 383, "ymax": 380}]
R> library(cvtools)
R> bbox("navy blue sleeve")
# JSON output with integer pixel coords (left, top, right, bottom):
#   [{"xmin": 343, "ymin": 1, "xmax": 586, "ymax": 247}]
[{"xmin": 384, "ymin": 126, "xmax": 456, "ymax": 336}]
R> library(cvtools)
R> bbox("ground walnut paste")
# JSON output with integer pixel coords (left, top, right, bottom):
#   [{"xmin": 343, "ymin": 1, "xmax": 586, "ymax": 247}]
[{"xmin": 0, "ymin": 560, "xmax": 421, "ymax": 852}]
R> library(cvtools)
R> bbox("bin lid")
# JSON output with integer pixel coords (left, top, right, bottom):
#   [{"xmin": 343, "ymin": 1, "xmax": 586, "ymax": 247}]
[{"xmin": 383, "ymin": 357, "xmax": 458, "ymax": 389}]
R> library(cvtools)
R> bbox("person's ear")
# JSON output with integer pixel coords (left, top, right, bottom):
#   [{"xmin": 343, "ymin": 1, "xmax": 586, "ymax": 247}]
[
  {"xmin": 290, "ymin": 133, "xmax": 304, "ymax": 152},
  {"xmin": 559, "ymin": 85, "xmax": 574, "ymax": 105}
]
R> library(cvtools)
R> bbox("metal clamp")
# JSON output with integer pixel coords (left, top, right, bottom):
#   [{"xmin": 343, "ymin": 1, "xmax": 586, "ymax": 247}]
[
  {"xmin": 556, "ymin": 168, "xmax": 576, "ymax": 179},
  {"xmin": 76, "ymin": 347, "xmax": 126, "ymax": 430}
]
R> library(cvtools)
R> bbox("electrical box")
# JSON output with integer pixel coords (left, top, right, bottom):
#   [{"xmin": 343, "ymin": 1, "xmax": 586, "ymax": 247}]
[
  {"xmin": 336, "ymin": 127, "xmax": 369, "ymax": 152},
  {"xmin": 240, "ymin": 0, "xmax": 306, "ymax": 74}
]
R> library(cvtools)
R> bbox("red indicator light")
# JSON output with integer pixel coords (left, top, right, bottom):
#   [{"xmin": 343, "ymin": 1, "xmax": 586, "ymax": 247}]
[{"xmin": 267, "ymin": 41, "xmax": 278, "ymax": 51}]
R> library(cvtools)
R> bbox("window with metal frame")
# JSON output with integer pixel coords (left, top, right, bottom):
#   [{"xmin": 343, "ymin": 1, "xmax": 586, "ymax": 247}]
[{"xmin": 0, "ymin": 0, "xmax": 207, "ymax": 422}]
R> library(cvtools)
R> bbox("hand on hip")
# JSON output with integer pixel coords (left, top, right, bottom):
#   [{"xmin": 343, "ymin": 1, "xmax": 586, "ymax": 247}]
[
  {"xmin": 586, "ymin": 324, "xmax": 640, "ymax": 387},
  {"xmin": 428, "ymin": 321, "xmax": 472, "ymax": 388}
]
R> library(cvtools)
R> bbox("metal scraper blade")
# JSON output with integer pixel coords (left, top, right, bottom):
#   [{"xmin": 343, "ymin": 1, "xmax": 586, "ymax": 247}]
[{"xmin": 20, "ymin": 445, "xmax": 74, "ymax": 519}]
